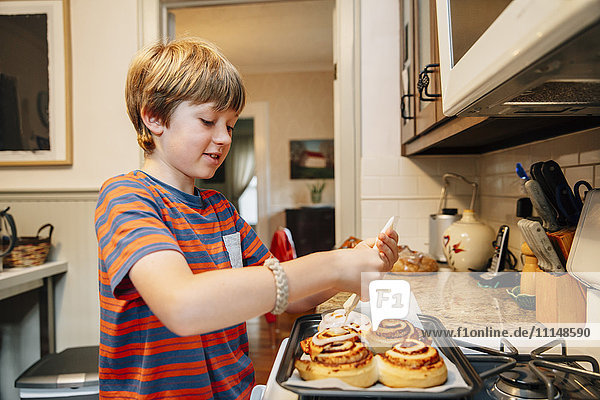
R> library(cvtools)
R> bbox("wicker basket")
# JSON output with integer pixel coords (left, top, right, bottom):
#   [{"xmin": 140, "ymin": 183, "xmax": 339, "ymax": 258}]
[{"xmin": 4, "ymin": 224, "xmax": 54, "ymax": 267}]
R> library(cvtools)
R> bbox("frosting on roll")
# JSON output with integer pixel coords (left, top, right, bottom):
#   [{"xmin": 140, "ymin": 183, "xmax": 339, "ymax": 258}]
[
  {"xmin": 303, "ymin": 326, "xmax": 361, "ymax": 358},
  {"xmin": 312, "ymin": 339, "xmax": 372, "ymax": 365},
  {"xmin": 318, "ymin": 309, "xmax": 372, "ymax": 333},
  {"xmin": 383, "ymin": 339, "xmax": 442, "ymax": 369},
  {"xmin": 374, "ymin": 319, "xmax": 416, "ymax": 339},
  {"xmin": 365, "ymin": 319, "xmax": 433, "ymax": 352},
  {"xmin": 311, "ymin": 326, "xmax": 359, "ymax": 346}
]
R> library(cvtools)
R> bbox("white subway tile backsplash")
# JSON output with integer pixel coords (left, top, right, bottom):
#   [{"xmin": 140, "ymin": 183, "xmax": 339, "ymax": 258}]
[
  {"xmin": 485, "ymin": 152, "xmax": 516, "ymax": 175},
  {"xmin": 361, "ymin": 177, "xmax": 382, "ymax": 196},
  {"xmin": 379, "ymin": 176, "xmax": 419, "ymax": 196},
  {"xmin": 551, "ymin": 135, "xmax": 580, "ymax": 167},
  {"xmin": 361, "ymin": 199, "xmax": 398, "ymax": 219},
  {"xmin": 362, "ymin": 127, "xmax": 600, "ymax": 270},
  {"xmin": 502, "ymin": 174, "xmax": 525, "ymax": 197},
  {"xmin": 362, "ymin": 157, "xmax": 400, "ymax": 176},
  {"xmin": 480, "ymin": 175, "xmax": 504, "ymax": 196},
  {"xmin": 361, "ymin": 219, "xmax": 383, "ymax": 238},
  {"xmin": 418, "ymin": 175, "xmax": 443, "ymax": 196},
  {"xmin": 480, "ymin": 196, "xmax": 519, "ymax": 224},
  {"xmin": 529, "ymin": 140, "xmax": 556, "ymax": 165},
  {"xmin": 446, "ymin": 177, "xmax": 479, "ymax": 196},
  {"xmin": 395, "ymin": 217, "xmax": 419, "ymax": 234},
  {"xmin": 398, "ymin": 235, "xmax": 429, "ymax": 253},
  {"xmin": 564, "ymin": 165, "xmax": 594, "ymax": 188},
  {"xmin": 581, "ymin": 148, "xmax": 600, "ymax": 165},
  {"xmin": 397, "ymin": 199, "xmax": 438, "ymax": 218},
  {"xmin": 438, "ymin": 156, "xmax": 480, "ymax": 177},
  {"xmin": 417, "ymin": 217, "xmax": 430, "ymax": 237},
  {"xmin": 573, "ymin": 127, "xmax": 600, "ymax": 165},
  {"xmin": 400, "ymin": 157, "xmax": 439, "ymax": 176}
]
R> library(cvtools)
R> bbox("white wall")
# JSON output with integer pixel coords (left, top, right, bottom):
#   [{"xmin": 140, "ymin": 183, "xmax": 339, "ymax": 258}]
[{"xmin": 0, "ymin": 1, "xmax": 144, "ymax": 398}]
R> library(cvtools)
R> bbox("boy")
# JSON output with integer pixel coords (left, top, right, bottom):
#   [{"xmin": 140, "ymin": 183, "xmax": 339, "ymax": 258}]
[{"xmin": 95, "ymin": 37, "xmax": 398, "ymax": 399}]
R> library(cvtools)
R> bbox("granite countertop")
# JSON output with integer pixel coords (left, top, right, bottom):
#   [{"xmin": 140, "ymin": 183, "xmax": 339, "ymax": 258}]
[{"xmin": 316, "ymin": 271, "xmax": 536, "ymax": 332}]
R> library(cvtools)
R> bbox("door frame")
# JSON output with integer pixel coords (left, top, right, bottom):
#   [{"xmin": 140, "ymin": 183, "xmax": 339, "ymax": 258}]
[{"xmin": 240, "ymin": 102, "xmax": 270, "ymax": 243}]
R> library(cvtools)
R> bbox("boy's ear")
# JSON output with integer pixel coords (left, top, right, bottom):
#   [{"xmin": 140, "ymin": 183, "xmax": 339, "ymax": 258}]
[{"xmin": 141, "ymin": 109, "xmax": 164, "ymax": 135}]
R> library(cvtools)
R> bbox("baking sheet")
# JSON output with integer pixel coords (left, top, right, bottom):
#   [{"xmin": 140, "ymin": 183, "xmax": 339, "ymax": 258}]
[
  {"xmin": 277, "ymin": 293, "xmax": 481, "ymax": 398},
  {"xmin": 283, "ymin": 352, "xmax": 468, "ymax": 393}
]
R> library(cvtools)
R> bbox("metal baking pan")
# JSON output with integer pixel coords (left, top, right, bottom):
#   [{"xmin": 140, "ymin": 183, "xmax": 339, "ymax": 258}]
[{"xmin": 276, "ymin": 313, "xmax": 482, "ymax": 398}]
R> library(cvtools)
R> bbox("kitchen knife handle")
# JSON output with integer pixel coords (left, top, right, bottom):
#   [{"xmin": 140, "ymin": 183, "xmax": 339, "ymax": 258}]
[
  {"xmin": 554, "ymin": 183, "xmax": 581, "ymax": 226},
  {"xmin": 524, "ymin": 180, "xmax": 560, "ymax": 232},
  {"xmin": 517, "ymin": 219, "xmax": 564, "ymax": 272}
]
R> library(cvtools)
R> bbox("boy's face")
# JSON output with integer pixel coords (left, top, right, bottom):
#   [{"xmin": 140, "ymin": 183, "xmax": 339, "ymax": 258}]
[{"xmin": 149, "ymin": 101, "xmax": 237, "ymax": 181}]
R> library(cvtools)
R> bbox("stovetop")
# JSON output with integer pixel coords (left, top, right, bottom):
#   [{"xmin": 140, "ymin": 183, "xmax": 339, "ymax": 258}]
[
  {"xmin": 464, "ymin": 338, "xmax": 600, "ymax": 400},
  {"xmin": 295, "ymin": 338, "xmax": 600, "ymax": 400}
]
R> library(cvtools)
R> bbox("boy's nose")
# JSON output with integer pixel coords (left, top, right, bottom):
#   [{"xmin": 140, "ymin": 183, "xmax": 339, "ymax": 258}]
[{"xmin": 213, "ymin": 127, "xmax": 232, "ymax": 145}]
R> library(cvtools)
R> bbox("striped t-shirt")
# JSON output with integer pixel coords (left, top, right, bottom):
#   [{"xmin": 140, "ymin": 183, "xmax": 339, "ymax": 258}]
[{"xmin": 95, "ymin": 170, "xmax": 270, "ymax": 399}]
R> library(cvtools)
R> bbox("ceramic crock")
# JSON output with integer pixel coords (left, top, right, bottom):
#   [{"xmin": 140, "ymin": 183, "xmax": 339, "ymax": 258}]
[{"xmin": 442, "ymin": 210, "xmax": 494, "ymax": 271}]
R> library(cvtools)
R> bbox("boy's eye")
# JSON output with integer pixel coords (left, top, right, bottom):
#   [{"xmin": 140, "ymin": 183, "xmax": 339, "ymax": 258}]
[
  {"xmin": 227, "ymin": 126, "xmax": 234, "ymax": 134},
  {"xmin": 200, "ymin": 118, "xmax": 214, "ymax": 126}
]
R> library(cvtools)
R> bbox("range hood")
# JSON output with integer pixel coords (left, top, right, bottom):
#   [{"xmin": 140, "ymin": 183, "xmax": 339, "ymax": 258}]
[{"xmin": 436, "ymin": 0, "xmax": 600, "ymax": 117}]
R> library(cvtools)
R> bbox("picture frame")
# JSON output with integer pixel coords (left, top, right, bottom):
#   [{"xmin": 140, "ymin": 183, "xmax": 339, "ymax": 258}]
[
  {"xmin": 0, "ymin": 0, "xmax": 72, "ymax": 166},
  {"xmin": 290, "ymin": 139, "xmax": 334, "ymax": 179}
]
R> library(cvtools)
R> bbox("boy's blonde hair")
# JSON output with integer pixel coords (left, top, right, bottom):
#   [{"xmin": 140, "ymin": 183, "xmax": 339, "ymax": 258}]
[{"xmin": 126, "ymin": 37, "xmax": 246, "ymax": 154}]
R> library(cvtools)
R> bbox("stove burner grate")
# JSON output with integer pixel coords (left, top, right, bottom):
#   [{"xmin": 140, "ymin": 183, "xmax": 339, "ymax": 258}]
[
  {"xmin": 489, "ymin": 364, "xmax": 560, "ymax": 399},
  {"xmin": 461, "ymin": 338, "xmax": 600, "ymax": 400}
]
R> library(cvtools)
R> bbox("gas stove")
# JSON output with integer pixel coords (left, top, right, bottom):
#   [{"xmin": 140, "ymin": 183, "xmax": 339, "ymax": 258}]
[{"xmin": 461, "ymin": 338, "xmax": 600, "ymax": 400}]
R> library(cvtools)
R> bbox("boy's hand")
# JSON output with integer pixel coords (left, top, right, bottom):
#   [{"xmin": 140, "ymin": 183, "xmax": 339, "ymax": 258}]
[
  {"xmin": 358, "ymin": 229, "xmax": 399, "ymax": 271},
  {"xmin": 336, "ymin": 229, "xmax": 399, "ymax": 295}
]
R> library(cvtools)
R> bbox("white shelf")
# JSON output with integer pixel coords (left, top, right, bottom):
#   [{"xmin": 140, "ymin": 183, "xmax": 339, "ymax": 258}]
[{"xmin": 0, "ymin": 261, "xmax": 68, "ymax": 301}]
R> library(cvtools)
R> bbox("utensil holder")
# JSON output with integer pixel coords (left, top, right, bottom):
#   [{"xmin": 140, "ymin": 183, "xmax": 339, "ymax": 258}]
[{"xmin": 535, "ymin": 271, "xmax": 587, "ymax": 323}]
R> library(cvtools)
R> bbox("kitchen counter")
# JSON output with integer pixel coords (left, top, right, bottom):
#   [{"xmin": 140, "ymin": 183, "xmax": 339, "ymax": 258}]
[{"xmin": 316, "ymin": 271, "xmax": 536, "ymax": 333}]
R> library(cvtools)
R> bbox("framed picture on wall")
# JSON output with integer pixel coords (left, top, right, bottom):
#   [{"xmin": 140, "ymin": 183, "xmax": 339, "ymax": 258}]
[
  {"xmin": 0, "ymin": 0, "xmax": 72, "ymax": 166},
  {"xmin": 290, "ymin": 139, "xmax": 334, "ymax": 179}
]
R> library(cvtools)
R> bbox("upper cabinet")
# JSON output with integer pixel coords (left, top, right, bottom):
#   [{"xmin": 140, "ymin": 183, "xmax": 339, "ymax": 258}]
[
  {"xmin": 400, "ymin": 0, "xmax": 444, "ymax": 145},
  {"xmin": 400, "ymin": 0, "xmax": 600, "ymax": 156}
]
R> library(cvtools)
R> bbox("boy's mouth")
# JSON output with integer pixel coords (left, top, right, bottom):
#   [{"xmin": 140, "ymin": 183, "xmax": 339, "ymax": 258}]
[{"xmin": 204, "ymin": 152, "xmax": 221, "ymax": 160}]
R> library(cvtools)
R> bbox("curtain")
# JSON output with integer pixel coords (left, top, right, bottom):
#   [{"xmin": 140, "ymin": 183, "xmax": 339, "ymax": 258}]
[{"xmin": 229, "ymin": 134, "xmax": 255, "ymax": 210}]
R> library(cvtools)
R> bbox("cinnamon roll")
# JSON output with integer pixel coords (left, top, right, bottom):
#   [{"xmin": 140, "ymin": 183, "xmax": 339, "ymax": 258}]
[
  {"xmin": 300, "ymin": 326, "xmax": 361, "ymax": 357},
  {"xmin": 295, "ymin": 327, "xmax": 378, "ymax": 388},
  {"xmin": 376, "ymin": 339, "xmax": 447, "ymax": 388},
  {"xmin": 365, "ymin": 319, "xmax": 432, "ymax": 353}
]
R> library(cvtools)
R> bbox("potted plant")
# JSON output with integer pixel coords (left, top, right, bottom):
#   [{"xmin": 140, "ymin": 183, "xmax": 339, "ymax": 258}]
[{"xmin": 308, "ymin": 181, "xmax": 326, "ymax": 204}]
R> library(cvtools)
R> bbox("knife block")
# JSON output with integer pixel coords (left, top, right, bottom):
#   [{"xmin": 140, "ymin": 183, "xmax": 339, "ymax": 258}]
[{"xmin": 535, "ymin": 271, "xmax": 587, "ymax": 323}]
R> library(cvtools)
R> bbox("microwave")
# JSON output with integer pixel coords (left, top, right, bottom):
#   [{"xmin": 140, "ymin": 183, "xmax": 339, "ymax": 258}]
[{"xmin": 435, "ymin": 0, "xmax": 600, "ymax": 117}]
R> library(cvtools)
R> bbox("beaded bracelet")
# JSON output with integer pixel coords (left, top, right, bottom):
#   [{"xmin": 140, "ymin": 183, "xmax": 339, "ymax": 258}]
[{"xmin": 265, "ymin": 257, "xmax": 289, "ymax": 315}]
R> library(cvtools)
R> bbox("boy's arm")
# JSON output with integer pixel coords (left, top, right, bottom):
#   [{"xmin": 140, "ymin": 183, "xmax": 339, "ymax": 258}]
[
  {"xmin": 284, "ymin": 289, "xmax": 340, "ymax": 314},
  {"xmin": 129, "ymin": 231, "xmax": 398, "ymax": 336}
]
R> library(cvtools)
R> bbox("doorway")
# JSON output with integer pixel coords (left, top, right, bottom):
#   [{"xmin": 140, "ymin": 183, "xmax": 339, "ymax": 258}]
[{"xmin": 161, "ymin": 0, "xmax": 360, "ymax": 244}]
